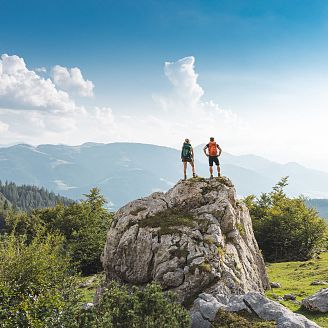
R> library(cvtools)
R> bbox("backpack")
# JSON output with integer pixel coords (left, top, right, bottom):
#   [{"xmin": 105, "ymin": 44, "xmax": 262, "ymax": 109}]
[
  {"xmin": 182, "ymin": 143, "xmax": 192, "ymax": 159},
  {"xmin": 208, "ymin": 141, "xmax": 218, "ymax": 156}
]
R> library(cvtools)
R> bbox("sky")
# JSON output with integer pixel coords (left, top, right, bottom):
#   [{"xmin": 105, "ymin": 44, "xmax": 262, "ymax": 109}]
[{"xmin": 1, "ymin": 0, "xmax": 328, "ymax": 171}]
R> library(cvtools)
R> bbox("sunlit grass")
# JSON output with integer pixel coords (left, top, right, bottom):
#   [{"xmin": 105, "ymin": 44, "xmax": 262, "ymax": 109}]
[{"xmin": 266, "ymin": 252, "xmax": 328, "ymax": 327}]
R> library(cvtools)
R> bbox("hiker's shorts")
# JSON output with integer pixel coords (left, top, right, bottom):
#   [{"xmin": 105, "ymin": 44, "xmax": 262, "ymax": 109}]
[
  {"xmin": 209, "ymin": 156, "xmax": 219, "ymax": 167},
  {"xmin": 182, "ymin": 157, "xmax": 193, "ymax": 163}
]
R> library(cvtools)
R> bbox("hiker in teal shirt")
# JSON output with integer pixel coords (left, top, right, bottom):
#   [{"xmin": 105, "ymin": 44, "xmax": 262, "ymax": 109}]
[{"xmin": 181, "ymin": 138, "xmax": 197, "ymax": 180}]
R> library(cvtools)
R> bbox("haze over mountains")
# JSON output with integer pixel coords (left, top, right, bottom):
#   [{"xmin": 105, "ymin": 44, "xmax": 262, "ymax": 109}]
[{"xmin": 0, "ymin": 142, "xmax": 328, "ymax": 211}]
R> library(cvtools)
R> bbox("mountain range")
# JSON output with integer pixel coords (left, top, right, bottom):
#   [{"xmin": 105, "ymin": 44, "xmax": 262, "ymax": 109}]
[{"xmin": 0, "ymin": 142, "xmax": 328, "ymax": 213}]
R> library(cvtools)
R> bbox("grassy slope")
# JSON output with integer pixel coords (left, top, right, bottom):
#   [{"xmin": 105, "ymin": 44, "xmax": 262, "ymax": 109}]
[
  {"xmin": 78, "ymin": 255, "xmax": 328, "ymax": 327},
  {"xmin": 266, "ymin": 252, "xmax": 328, "ymax": 328}
]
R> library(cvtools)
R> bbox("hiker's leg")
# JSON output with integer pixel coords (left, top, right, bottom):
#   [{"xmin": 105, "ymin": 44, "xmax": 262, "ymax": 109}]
[
  {"xmin": 190, "ymin": 161, "xmax": 195, "ymax": 174},
  {"xmin": 209, "ymin": 156, "xmax": 214, "ymax": 177},
  {"xmin": 217, "ymin": 165, "xmax": 221, "ymax": 176},
  {"xmin": 183, "ymin": 161, "xmax": 187, "ymax": 177},
  {"xmin": 209, "ymin": 165, "xmax": 213, "ymax": 175}
]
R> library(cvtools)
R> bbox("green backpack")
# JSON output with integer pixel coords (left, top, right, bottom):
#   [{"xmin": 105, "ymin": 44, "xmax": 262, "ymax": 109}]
[{"xmin": 182, "ymin": 143, "xmax": 192, "ymax": 159}]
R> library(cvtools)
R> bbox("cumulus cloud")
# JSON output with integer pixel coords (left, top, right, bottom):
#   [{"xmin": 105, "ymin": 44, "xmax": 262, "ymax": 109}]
[
  {"xmin": 35, "ymin": 67, "xmax": 47, "ymax": 73},
  {"xmin": 0, "ymin": 54, "xmax": 113, "ymax": 145},
  {"xmin": 0, "ymin": 54, "xmax": 76, "ymax": 112},
  {"xmin": 0, "ymin": 54, "xmax": 244, "ymax": 153},
  {"xmin": 164, "ymin": 56, "xmax": 204, "ymax": 107},
  {"xmin": 153, "ymin": 56, "xmax": 245, "ymax": 147},
  {"xmin": 52, "ymin": 65, "xmax": 94, "ymax": 97}
]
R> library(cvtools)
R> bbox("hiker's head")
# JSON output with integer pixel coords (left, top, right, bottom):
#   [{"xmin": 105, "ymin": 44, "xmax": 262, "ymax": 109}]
[
  {"xmin": 185, "ymin": 138, "xmax": 190, "ymax": 144},
  {"xmin": 210, "ymin": 137, "xmax": 215, "ymax": 142}
]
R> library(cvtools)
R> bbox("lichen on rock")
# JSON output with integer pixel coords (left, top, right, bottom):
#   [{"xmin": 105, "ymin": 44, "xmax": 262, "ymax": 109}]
[{"xmin": 102, "ymin": 177, "xmax": 270, "ymax": 304}]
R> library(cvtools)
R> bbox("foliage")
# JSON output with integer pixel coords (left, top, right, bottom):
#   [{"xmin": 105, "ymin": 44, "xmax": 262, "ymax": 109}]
[
  {"xmin": 266, "ymin": 252, "xmax": 328, "ymax": 328},
  {"xmin": 0, "ymin": 180, "xmax": 73, "ymax": 212},
  {"xmin": 245, "ymin": 177, "xmax": 328, "ymax": 262},
  {"xmin": 212, "ymin": 309, "xmax": 275, "ymax": 327},
  {"xmin": 0, "ymin": 232, "xmax": 80, "ymax": 328},
  {"xmin": 3, "ymin": 188, "xmax": 113, "ymax": 275},
  {"xmin": 81, "ymin": 282, "xmax": 191, "ymax": 328}
]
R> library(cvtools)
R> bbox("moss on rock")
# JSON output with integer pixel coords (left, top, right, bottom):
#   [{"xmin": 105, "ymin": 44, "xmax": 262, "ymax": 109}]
[{"xmin": 139, "ymin": 208, "xmax": 196, "ymax": 235}]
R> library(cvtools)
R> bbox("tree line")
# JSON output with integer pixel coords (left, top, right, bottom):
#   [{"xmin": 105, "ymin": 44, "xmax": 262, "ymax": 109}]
[{"xmin": 0, "ymin": 180, "xmax": 73, "ymax": 212}]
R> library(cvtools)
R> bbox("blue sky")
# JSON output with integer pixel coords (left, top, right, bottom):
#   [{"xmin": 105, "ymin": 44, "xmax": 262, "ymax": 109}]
[{"xmin": 1, "ymin": 0, "xmax": 328, "ymax": 170}]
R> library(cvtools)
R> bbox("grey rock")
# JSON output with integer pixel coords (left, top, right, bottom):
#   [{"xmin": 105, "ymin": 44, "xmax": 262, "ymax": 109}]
[
  {"xmin": 270, "ymin": 282, "xmax": 281, "ymax": 288},
  {"xmin": 283, "ymin": 294, "xmax": 296, "ymax": 301},
  {"xmin": 191, "ymin": 292, "xmax": 320, "ymax": 328},
  {"xmin": 302, "ymin": 288, "xmax": 328, "ymax": 312},
  {"xmin": 272, "ymin": 293, "xmax": 284, "ymax": 301},
  {"xmin": 82, "ymin": 302, "xmax": 94, "ymax": 311},
  {"xmin": 243, "ymin": 292, "xmax": 320, "ymax": 328},
  {"xmin": 190, "ymin": 311, "xmax": 210, "ymax": 328},
  {"xmin": 310, "ymin": 281, "xmax": 328, "ymax": 286},
  {"xmin": 102, "ymin": 177, "xmax": 269, "ymax": 304}
]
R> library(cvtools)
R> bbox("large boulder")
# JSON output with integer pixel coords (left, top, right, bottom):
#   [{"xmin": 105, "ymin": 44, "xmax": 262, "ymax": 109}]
[
  {"xmin": 102, "ymin": 177, "xmax": 269, "ymax": 304},
  {"xmin": 302, "ymin": 288, "xmax": 328, "ymax": 313},
  {"xmin": 191, "ymin": 292, "xmax": 320, "ymax": 328}
]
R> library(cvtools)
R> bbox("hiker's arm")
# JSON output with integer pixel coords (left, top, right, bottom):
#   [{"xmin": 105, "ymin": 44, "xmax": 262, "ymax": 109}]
[
  {"xmin": 203, "ymin": 146, "xmax": 208, "ymax": 157},
  {"xmin": 191, "ymin": 147, "xmax": 194, "ymax": 159},
  {"xmin": 217, "ymin": 144, "xmax": 222, "ymax": 156}
]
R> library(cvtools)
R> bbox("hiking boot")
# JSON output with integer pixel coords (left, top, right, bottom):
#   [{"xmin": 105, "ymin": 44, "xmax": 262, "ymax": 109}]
[
  {"xmin": 183, "ymin": 175, "xmax": 187, "ymax": 181},
  {"xmin": 218, "ymin": 173, "xmax": 221, "ymax": 177},
  {"xmin": 193, "ymin": 173, "xmax": 197, "ymax": 178},
  {"xmin": 210, "ymin": 175, "xmax": 213, "ymax": 179}
]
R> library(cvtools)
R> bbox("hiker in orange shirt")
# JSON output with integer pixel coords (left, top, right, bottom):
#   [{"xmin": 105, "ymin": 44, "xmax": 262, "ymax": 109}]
[{"xmin": 203, "ymin": 137, "xmax": 222, "ymax": 178}]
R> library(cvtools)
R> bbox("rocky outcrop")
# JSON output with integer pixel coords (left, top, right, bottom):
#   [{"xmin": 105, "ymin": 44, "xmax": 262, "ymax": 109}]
[
  {"xmin": 302, "ymin": 288, "xmax": 328, "ymax": 313},
  {"xmin": 191, "ymin": 292, "xmax": 320, "ymax": 328},
  {"xmin": 102, "ymin": 177, "xmax": 269, "ymax": 304}
]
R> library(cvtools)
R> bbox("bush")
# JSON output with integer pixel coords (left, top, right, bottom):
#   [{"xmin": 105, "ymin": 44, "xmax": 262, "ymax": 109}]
[
  {"xmin": 3, "ymin": 188, "xmax": 113, "ymax": 275},
  {"xmin": 81, "ymin": 282, "xmax": 191, "ymax": 328},
  {"xmin": 245, "ymin": 177, "xmax": 328, "ymax": 262},
  {"xmin": 0, "ymin": 232, "xmax": 80, "ymax": 328}
]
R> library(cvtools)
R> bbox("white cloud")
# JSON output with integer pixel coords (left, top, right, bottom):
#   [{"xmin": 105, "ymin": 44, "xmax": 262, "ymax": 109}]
[
  {"xmin": 153, "ymin": 56, "xmax": 246, "ymax": 147},
  {"xmin": 164, "ymin": 56, "xmax": 204, "ymax": 107},
  {"xmin": 0, "ymin": 121, "xmax": 9, "ymax": 133},
  {"xmin": 35, "ymin": 67, "xmax": 47, "ymax": 73},
  {"xmin": 52, "ymin": 65, "xmax": 94, "ymax": 97},
  {"xmin": 0, "ymin": 54, "xmax": 76, "ymax": 112},
  {"xmin": 0, "ymin": 54, "xmax": 113, "ymax": 145}
]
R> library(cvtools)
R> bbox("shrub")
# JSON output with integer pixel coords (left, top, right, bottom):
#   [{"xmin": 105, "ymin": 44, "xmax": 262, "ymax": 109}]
[
  {"xmin": 0, "ymin": 233, "xmax": 80, "ymax": 328},
  {"xmin": 82, "ymin": 282, "xmax": 191, "ymax": 328},
  {"xmin": 245, "ymin": 178, "xmax": 328, "ymax": 262},
  {"xmin": 3, "ymin": 188, "xmax": 113, "ymax": 275}
]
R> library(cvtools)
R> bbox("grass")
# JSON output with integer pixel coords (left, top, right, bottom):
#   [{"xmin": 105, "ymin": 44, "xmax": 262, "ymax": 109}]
[
  {"xmin": 217, "ymin": 244, "xmax": 226, "ymax": 258},
  {"xmin": 138, "ymin": 208, "xmax": 196, "ymax": 235},
  {"xmin": 190, "ymin": 260, "xmax": 212, "ymax": 274},
  {"xmin": 77, "ymin": 273, "xmax": 104, "ymax": 303},
  {"xmin": 266, "ymin": 252, "xmax": 328, "ymax": 328},
  {"xmin": 236, "ymin": 223, "xmax": 245, "ymax": 236}
]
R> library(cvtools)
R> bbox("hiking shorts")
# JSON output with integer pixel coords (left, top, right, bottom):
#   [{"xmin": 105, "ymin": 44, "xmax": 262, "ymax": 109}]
[
  {"xmin": 209, "ymin": 156, "xmax": 219, "ymax": 167},
  {"xmin": 182, "ymin": 157, "xmax": 193, "ymax": 163}
]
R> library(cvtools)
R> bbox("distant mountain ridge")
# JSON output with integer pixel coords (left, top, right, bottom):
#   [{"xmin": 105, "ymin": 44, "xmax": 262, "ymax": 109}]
[{"xmin": 0, "ymin": 142, "xmax": 328, "ymax": 210}]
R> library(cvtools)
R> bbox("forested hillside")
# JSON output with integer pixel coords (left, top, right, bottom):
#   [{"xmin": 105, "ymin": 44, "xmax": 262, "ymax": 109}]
[{"xmin": 0, "ymin": 181, "xmax": 73, "ymax": 212}]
